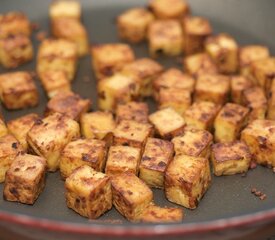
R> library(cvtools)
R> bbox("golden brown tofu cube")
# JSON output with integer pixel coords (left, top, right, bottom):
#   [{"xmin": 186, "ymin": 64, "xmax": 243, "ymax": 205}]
[
  {"xmin": 148, "ymin": 20, "xmax": 183, "ymax": 57},
  {"xmin": 267, "ymin": 80, "xmax": 275, "ymax": 120},
  {"xmin": 194, "ymin": 74, "xmax": 230, "ymax": 105},
  {"xmin": 164, "ymin": 154, "xmax": 211, "ymax": 209},
  {"xmin": 149, "ymin": 108, "xmax": 185, "ymax": 139},
  {"xmin": 65, "ymin": 165, "xmax": 112, "ymax": 219},
  {"xmin": 39, "ymin": 70, "xmax": 71, "ymax": 98},
  {"xmin": 214, "ymin": 103, "xmax": 249, "ymax": 142},
  {"xmin": 91, "ymin": 43, "xmax": 135, "ymax": 80},
  {"xmin": 97, "ymin": 73, "xmax": 140, "ymax": 111},
  {"xmin": 7, "ymin": 113, "xmax": 39, "ymax": 150},
  {"xmin": 0, "ymin": 134, "xmax": 24, "ymax": 183},
  {"xmin": 49, "ymin": 0, "xmax": 81, "ymax": 20},
  {"xmin": 121, "ymin": 58, "xmax": 163, "ymax": 97},
  {"xmin": 113, "ymin": 120, "xmax": 153, "ymax": 148},
  {"xmin": 37, "ymin": 39, "xmax": 78, "ymax": 81},
  {"xmin": 115, "ymin": 101, "xmax": 149, "ymax": 124},
  {"xmin": 105, "ymin": 146, "xmax": 141, "ymax": 176},
  {"xmin": 231, "ymin": 76, "xmax": 253, "ymax": 104},
  {"xmin": 60, "ymin": 138, "xmax": 107, "ymax": 178},
  {"xmin": 117, "ymin": 8, "xmax": 155, "ymax": 43},
  {"xmin": 139, "ymin": 138, "xmax": 173, "ymax": 188},
  {"xmin": 184, "ymin": 101, "xmax": 220, "ymax": 131},
  {"xmin": 45, "ymin": 91, "xmax": 91, "ymax": 121},
  {"xmin": 3, "ymin": 154, "xmax": 46, "ymax": 204},
  {"xmin": 111, "ymin": 172, "xmax": 153, "ymax": 222},
  {"xmin": 141, "ymin": 204, "xmax": 183, "ymax": 223},
  {"xmin": 80, "ymin": 111, "xmax": 116, "ymax": 140},
  {"xmin": 241, "ymin": 119, "xmax": 275, "ymax": 167},
  {"xmin": 27, "ymin": 113, "xmax": 80, "ymax": 172},
  {"xmin": 211, "ymin": 141, "xmax": 251, "ymax": 176},
  {"xmin": 0, "ymin": 72, "xmax": 38, "ymax": 110},
  {"xmin": 172, "ymin": 128, "xmax": 213, "ymax": 158},
  {"xmin": 182, "ymin": 16, "xmax": 212, "ymax": 55},
  {"xmin": 0, "ymin": 118, "xmax": 8, "ymax": 138}
]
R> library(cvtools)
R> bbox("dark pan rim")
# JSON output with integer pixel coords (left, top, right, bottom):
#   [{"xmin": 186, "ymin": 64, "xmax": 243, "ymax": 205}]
[{"xmin": 0, "ymin": 208, "xmax": 275, "ymax": 236}]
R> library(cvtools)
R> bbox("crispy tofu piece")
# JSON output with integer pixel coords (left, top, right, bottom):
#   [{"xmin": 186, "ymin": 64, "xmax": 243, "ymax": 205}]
[
  {"xmin": 184, "ymin": 101, "xmax": 220, "ymax": 131},
  {"xmin": 194, "ymin": 74, "xmax": 230, "ymax": 105},
  {"xmin": 27, "ymin": 113, "xmax": 80, "ymax": 172},
  {"xmin": 3, "ymin": 154, "xmax": 46, "ymax": 204},
  {"xmin": 149, "ymin": 108, "xmax": 185, "ymax": 139},
  {"xmin": 45, "ymin": 91, "xmax": 91, "ymax": 121},
  {"xmin": 97, "ymin": 73, "xmax": 140, "ymax": 111},
  {"xmin": 80, "ymin": 111, "xmax": 115, "ymax": 140},
  {"xmin": 105, "ymin": 146, "xmax": 141, "ymax": 176},
  {"xmin": 0, "ymin": 134, "xmax": 24, "ymax": 183},
  {"xmin": 39, "ymin": 70, "xmax": 71, "ymax": 98},
  {"xmin": 241, "ymin": 119, "xmax": 275, "ymax": 167},
  {"xmin": 49, "ymin": 0, "xmax": 81, "ymax": 20},
  {"xmin": 113, "ymin": 120, "xmax": 153, "ymax": 148},
  {"xmin": 60, "ymin": 138, "xmax": 107, "ymax": 178},
  {"xmin": 211, "ymin": 141, "xmax": 251, "ymax": 176},
  {"xmin": 111, "ymin": 172, "xmax": 153, "ymax": 222},
  {"xmin": 7, "ymin": 113, "xmax": 39, "ymax": 150},
  {"xmin": 37, "ymin": 39, "xmax": 78, "ymax": 81},
  {"xmin": 121, "ymin": 58, "xmax": 163, "ymax": 97},
  {"xmin": 148, "ymin": 20, "xmax": 183, "ymax": 57},
  {"xmin": 182, "ymin": 16, "xmax": 212, "ymax": 55},
  {"xmin": 243, "ymin": 87, "xmax": 267, "ymax": 122},
  {"xmin": 115, "ymin": 101, "xmax": 149, "ymax": 124},
  {"xmin": 0, "ymin": 72, "xmax": 38, "ymax": 110},
  {"xmin": 139, "ymin": 138, "xmax": 173, "ymax": 188},
  {"xmin": 65, "ymin": 165, "xmax": 112, "ymax": 219},
  {"xmin": 117, "ymin": 8, "xmax": 155, "ymax": 43},
  {"xmin": 214, "ymin": 103, "xmax": 249, "ymax": 142},
  {"xmin": 231, "ymin": 76, "xmax": 253, "ymax": 104},
  {"xmin": 172, "ymin": 128, "xmax": 213, "ymax": 158},
  {"xmin": 91, "ymin": 43, "xmax": 135, "ymax": 80},
  {"xmin": 267, "ymin": 80, "xmax": 275, "ymax": 120},
  {"xmin": 141, "ymin": 204, "xmax": 183, "ymax": 223},
  {"xmin": 165, "ymin": 154, "xmax": 211, "ymax": 209},
  {"xmin": 0, "ymin": 119, "xmax": 8, "ymax": 138}
]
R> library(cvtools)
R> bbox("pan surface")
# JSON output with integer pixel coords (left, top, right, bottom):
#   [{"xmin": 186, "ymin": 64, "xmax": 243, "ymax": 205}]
[{"xmin": 0, "ymin": 0, "xmax": 275, "ymax": 238}]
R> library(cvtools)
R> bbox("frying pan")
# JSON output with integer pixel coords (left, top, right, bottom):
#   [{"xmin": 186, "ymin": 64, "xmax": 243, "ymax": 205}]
[{"xmin": 0, "ymin": 0, "xmax": 275, "ymax": 239}]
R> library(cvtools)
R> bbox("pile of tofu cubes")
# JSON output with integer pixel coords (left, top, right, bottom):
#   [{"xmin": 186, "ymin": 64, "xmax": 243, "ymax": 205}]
[{"xmin": 0, "ymin": 0, "xmax": 275, "ymax": 224}]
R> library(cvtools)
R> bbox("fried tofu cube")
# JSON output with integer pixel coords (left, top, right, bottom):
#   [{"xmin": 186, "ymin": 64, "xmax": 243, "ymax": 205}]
[
  {"xmin": 165, "ymin": 154, "xmax": 211, "ymax": 209},
  {"xmin": 80, "ymin": 111, "xmax": 115, "ymax": 140},
  {"xmin": 0, "ymin": 119, "xmax": 8, "ymax": 138},
  {"xmin": 97, "ymin": 73, "xmax": 140, "ymax": 111},
  {"xmin": 105, "ymin": 146, "xmax": 141, "ymax": 176},
  {"xmin": 214, "ymin": 103, "xmax": 249, "ymax": 142},
  {"xmin": 27, "ymin": 113, "xmax": 80, "ymax": 172},
  {"xmin": 205, "ymin": 33, "xmax": 238, "ymax": 74},
  {"xmin": 117, "ymin": 8, "xmax": 155, "ymax": 43},
  {"xmin": 231, "ymin": 76, "xmax": 253, "ymax": 104},
  {"xmin": 194, "ymin": 74, "xmax": 230, "ymax": 105},
  {"xmin": 7, "ymin": 113, "xmax": 39, "ymax": 150},
  {"xmin": 113, "ymin": 120, "xmax": 153, "ymax": 148},
  {"xmin": 149, "ymin": 108, "xmax": 185, "ymax": 139},
  {"xmin": 37, "ymin": 39, "xmax": 78, "ymax": 81},
  {"xmin": 121, "ymin": 58, "xmax": 163, "ymax": 97},
  {"xmin": 0, "ymin": 134, "xmax": 24, "ymax": 183},
  {"xmin": 141, "ymin": 204, "xmax": 183, "ymax": 223},
  {"xmin": 115, "ymin": 101, "xmax": 149, "ymax": 124},
  {"xmin": 182, "ymin": 16, "xmax": 212, "ymax": 55},
  {"xmin": 0, "ymin": 35, "xmax": 33, "ymax": 68},
  {"xmin": 0, "ymin": 72, "xmax": 38, "ymax": 110},
  {"xmin": 45, "ymin": 91, "xmax": 91, "ymax": 121},
  {"xmin": 148, "ymin": 20, "xmax": 183, "ymax": 57},
  {"xmin": 49, "ymin": 0, "xmax": 81, "ymax": 20},
  {"xmin": 111, "ymin": 173, "xmax": 153, "ymax": 222},
  {"xmin": 211, "ymin": 141, "xmax": 251, "ymax": 176},
  {"xmin": 267, "ymin": 80, "xmax": 275, "ymax": 120},
  {"xmin": 39, "ymin": 70, "xmax": 71, "ymax": 98},
  {"xmin": 91, "ymin": 43, "xmax": 135, "ymax": 80},
  {"xmin": 241, "ymin": 119, "xmax": 275, "ymax": 167},
  {"xmin": 65, "ymin": 165, "xmax": 112, "ymax": 219},
  {"xmin": 60, "ymin": 138, "xmax": 107, "ymax": 178},
  {"xmin": 172, "ymin": 128, "xmax": 213, "ymax": 158},
  {"xmin": 3, "ymin": 154, "xmax": 46, "ymax": 204},
  {"xmin": 184, "ymin": 101, "xmax": 220, "ymax": 131},
  {"xmin": 139, "ymin": 138, "xmax": 173, "ymax": 188}
]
